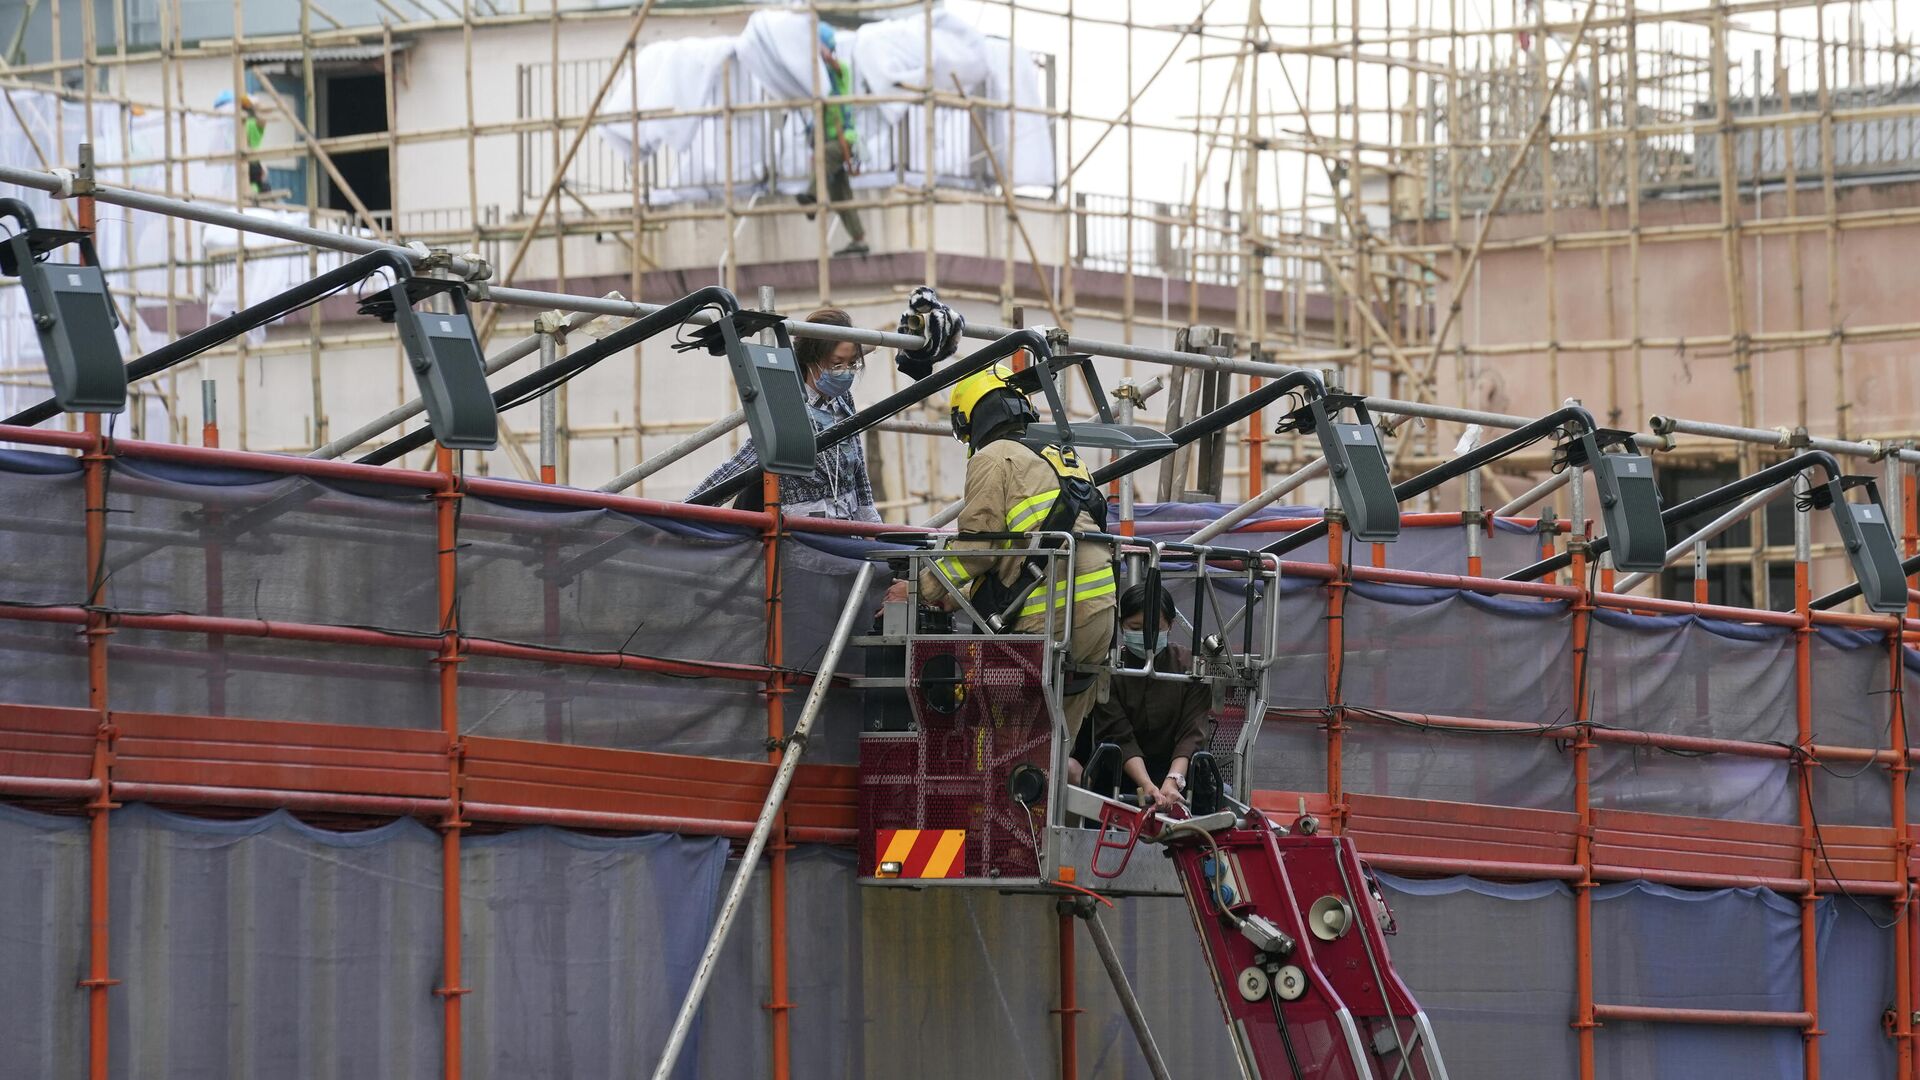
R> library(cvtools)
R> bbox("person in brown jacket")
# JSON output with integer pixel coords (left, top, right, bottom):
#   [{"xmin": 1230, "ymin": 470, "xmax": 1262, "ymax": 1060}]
[
  {"xmin": 886, "ymin": 360, "xmax": 1117, "ymax": 740},
  {"xmin": 1076, "ymin": 583, "xmax": 1214, "ymax": 812}
]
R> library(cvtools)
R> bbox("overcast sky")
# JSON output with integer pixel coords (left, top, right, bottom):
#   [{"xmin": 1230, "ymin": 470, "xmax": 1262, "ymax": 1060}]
[{"xmin": 943, "ymin": 0, "xmax": 1920, "ymax": 217}]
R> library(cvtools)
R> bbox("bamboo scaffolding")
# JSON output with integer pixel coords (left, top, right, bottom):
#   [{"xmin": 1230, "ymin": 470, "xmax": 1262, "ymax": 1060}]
[
  {"xmin": 5, "ymin": 0, "xmax": 1915, "ymax": 521},
  {"xmin": 10, "ymin": 10, "xmax": 1920, "ymax": 1080}
]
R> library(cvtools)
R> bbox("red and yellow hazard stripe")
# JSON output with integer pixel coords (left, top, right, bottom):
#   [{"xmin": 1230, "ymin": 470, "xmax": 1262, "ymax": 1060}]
[{"xmin": 874, "ymin": 829, "xmax": 967, "ymax": 879}]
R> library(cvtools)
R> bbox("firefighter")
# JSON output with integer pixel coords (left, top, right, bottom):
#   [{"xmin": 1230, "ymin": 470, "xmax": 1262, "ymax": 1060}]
[
  {"xmin": 1075, "ymin": 582, "xmax": 1213, "ymax": 812},
  {"xmin": 884, "ymin": 361, "xmax": 1117, "ymax": 738}
]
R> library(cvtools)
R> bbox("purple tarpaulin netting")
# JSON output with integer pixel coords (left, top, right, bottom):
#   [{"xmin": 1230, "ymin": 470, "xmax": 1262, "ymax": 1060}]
[
  {"xmin": 1591, "ymin": 881, "xmax": 1804, "ymax": 1077},
  {"xmin": 1377, "ymin": 875, "xmax": 1579, "ymax": 1080},
  {"xmin": 0, "ymin": 804, "xmax": 1907, "ymax": 1079},
  {"xmin": 106, "ymin": 805, "xmax": 445, "ymax": 1079},
  {"xmin": 461, "ymin": 825, "xmax": 729, "ymax": 1079},
  {"xmin": 1126, "ymin": 501, "xmax": 1551, "ymax": 577},
  {"xmin": 0, "ymin": 802, "xmax": 89, "ymax": 1080},
  {"xmin": 1589, "ymin": 613, "xmax": 1796, "ymax": 823},
  {"xmin": 0, "ymin": 450, "xmax": 1912, "ymax": 1078}
]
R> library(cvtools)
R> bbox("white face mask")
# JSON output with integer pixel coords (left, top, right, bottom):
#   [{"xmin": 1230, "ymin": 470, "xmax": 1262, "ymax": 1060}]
[{"xmin": 1122, "ymin": 628, "xmax": 1167, "ymax": 657}]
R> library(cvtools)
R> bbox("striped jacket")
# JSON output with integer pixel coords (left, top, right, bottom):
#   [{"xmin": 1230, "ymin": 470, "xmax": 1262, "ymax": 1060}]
[{"xmin": 690, "ymin": 387, "xmax": 881, "ymax": 522}]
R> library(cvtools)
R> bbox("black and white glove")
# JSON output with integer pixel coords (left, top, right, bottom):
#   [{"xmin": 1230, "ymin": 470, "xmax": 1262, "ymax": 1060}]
[{"xmin": 893, "ymin": 285, "xmax": 966, "ymax": 381}]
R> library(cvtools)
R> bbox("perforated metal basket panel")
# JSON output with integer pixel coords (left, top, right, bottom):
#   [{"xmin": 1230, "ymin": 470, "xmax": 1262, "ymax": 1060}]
[
  {"xmin": 857, "ymin": 638, "xmax": 1054, "ymax": 881},
  {"xmin": 1206, "ymin": 685, "xmax": 1252, "ymax": 792}
]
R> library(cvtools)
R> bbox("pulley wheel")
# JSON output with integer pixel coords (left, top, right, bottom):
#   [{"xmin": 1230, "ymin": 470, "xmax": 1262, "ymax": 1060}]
[
  {"xmin": 1274, "ymin": 964, "xmax": 1307, "ymax": 1002},
  {"xmin": 1236, "ymin": 966, "xmax": 1270, "ymax": 1002}
]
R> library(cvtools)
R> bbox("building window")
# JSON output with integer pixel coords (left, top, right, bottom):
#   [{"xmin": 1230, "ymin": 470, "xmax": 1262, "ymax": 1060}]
[{"xmin": 1655, "ymin": 460, "xmax": 1797, "ymax": 611}]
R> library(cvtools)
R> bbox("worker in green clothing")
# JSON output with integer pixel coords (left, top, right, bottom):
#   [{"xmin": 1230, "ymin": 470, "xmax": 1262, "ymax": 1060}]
[
  {"xmin": 215, "ymin": 90, "xmax": 268, "ymax": 194},
  {"xmin": 799, "ymin": 24, "xmax": 869, "ymax": 258}
]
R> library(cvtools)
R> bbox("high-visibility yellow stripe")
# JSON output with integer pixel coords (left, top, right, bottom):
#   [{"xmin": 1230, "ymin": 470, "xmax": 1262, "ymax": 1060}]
[
  {"xmin": 1008, "ymin": 506, "xmax": 1054, "ymax": 532},
  {"xmin": 1017, "ymin": 566, "xmax": 1117, "ymax": 617},
  {"xmin": 1020, "ymin": 591, "xmax": 1093, "ymax": 617},
  {"xmin": 922, "ymin": 830, "xmax": 967, "ymax": 878},
  {"xmin": 1006, "ymin": 489, "xmax": 1055, "ymax": 522},
  {"xmin": 934, "ymin": 556, "xmax": 971, "ymax": 583},
  {"xmin": 1006, "ymin": 489, "xmax": 1059, "ymax": 532},
  {"xmin": 879, "ymin": 830, "xmax": 919, "ymax": 868},
  {"xmin": 1063, "ymin": 567, "xmax": 1117, "ymax": 591},
  {"xmin": 1076, "ymin": 578, "xmax": 1117, "ymax": 601}
]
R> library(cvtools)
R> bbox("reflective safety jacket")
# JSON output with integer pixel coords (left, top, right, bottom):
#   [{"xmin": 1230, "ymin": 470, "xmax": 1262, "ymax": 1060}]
[{"xmin": 917, "ymin": 437, "xmax": 1116, "ymax": 628}]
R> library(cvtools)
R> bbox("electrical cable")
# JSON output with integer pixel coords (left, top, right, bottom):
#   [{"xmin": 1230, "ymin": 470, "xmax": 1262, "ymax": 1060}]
[
  {"xmin": 495, "ymin": 301, "xmax": 729, "ymax": 415},
  {"xmin": 1805, "ymin": 766, "xmax": 1906, "ymax": 931},
  {"xmin": 1265, "ymin": 991, "xmax": 1308, "ymax": 1080},
  {"xmin": 1802, "ymin": 641, "xmax": 1912, "ymax": 930}
]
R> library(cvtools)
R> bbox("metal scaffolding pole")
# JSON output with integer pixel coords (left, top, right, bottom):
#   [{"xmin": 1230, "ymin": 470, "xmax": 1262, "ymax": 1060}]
[
  {"xmin": 1651, "ymin": 414, "xmax": 1920, "ymax": 466},
  {"xmin": 537, "ymin": 316, "xmax": 560, "ymax": 483},
  {"xmin": 308, "ymin": 304, "xmax": 606, "ymax": 461},
  {"xmin": 649, "ymin": 560, "xmax": 876, "ymax": 1080},
  {"xmin": 3, "ymin": 163, "xmax": 1913, "ymax": 483},
  {"xmin": 1076, "ymin": 901, "xmax": 1174, "ymax": 1080},
  {"xmin": 1496, "ymin": 471, "xmax": 1575, "ymax": 517},
  {"xmin": 599, "ymin": 409, "xmax": 746, "ymax": 494},
  {"xmin": 1611, "ymin": 477, "xmax": 1797, "ymax": 593},
  {"xmin": 481, "ymin": 286, "xmax": 928, "ymax": 351},
  {"xmin": 1187, "ymin": 457, "xmax": 1331, "ymax": 545}
]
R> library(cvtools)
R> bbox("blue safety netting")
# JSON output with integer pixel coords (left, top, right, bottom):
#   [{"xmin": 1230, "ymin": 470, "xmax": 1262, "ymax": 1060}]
[
  {"xmin": 0, "ymin": 450, "xmax": 1912, "ymax": 1078},
  {"xmin": 1129, "ymin": 500, "xmax": 1552, "ymax": 577},
  {"xmin": 460, "ymin": 823, "xmax": 730, "ymax": 1079},
  {"xmin": 0, "ymin": 801, "xmax": 89, "ymax": 1080},
  {"xmin": 5, "ymin": 801, "xmax": 1903, "ymax": 1079},
  {"xmin": 1375, "ymin": 875, "xmax": 1579, "ymax": 1080},
  {"xmin": 106, "ymin": 804, "xmax": 445, "ymax": 1079}
]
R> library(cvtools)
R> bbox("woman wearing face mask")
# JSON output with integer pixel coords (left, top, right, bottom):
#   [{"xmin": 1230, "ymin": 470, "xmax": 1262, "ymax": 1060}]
[
  {"xmin": 1075, "ymin": 582, "xmax": 1214, "ymax": 812},
  {"xmin": 691, "ymin": 307, "xmax": 882, "ymax": 522}
]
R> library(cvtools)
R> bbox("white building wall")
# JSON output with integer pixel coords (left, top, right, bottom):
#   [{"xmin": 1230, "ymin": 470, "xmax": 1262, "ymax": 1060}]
[{"xmin": 87, "ymin": 17, "xmax": 1095, "ymax": 520}]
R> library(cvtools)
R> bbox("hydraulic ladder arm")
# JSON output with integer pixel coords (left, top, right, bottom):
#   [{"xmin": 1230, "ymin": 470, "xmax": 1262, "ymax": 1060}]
[{"xmin": 1064, "ymin": 784, "xmax": 1450, "ymax": 1080}]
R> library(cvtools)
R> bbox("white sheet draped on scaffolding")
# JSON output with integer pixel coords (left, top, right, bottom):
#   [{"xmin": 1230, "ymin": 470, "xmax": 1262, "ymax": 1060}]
[
  {"xmin": 595, "ymin": 10, "xmax": 1055, "ymax": 206},
  {"xmin": 0, "ymin": 89, "xmax": 368, "ymax": 433}
]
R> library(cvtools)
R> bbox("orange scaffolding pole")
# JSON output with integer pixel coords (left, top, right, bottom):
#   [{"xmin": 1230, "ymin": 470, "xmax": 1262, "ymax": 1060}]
[
  {"xmin": 1909, "ymin": 464, "xmax": 1918, "ymax": 1077},
  {"xmin": 762, "ymin": 472, "xmax": 793, "ymax": 1080},
  {"xmin": 1794, "ymin": 555, "xmax": 1823, "ymax": 1078},
  {"xmin": 80, "ymin": 412, "xmax": 116, "ymax": 1080},
  {"xmin": 1907, "ymin": 470, "xmax": 1917, "ymax": 620},
  {"xmin": 1056, "ymin": 906, "xmax": 1080, "ymax": 1080},
  {"xmin": 202, "ymin": 400, "xmax": 227, "ymax": 719},
  {"xmin": 1326, "ymin": 518, "xmax": 1348, "ymax": 832},
  {"xmin": 1892, "ymin": 620, "xmax": 1915, "ymax": 1080},
  {"xmin": 432, "ymin": 447, "xmax": 468, "ymax": 1080},
  {"xmin": 1591, "ymin": 1004, "xmax": 1815, "ymax": 1027},
  {"xmin": 1570, "ymin": 534, "xmax": 1597, "ymax": 1080},
  {"xmin": 75, "ymin": 186, "xmax": 117, "ymax": 1080},
  {"xmin": 1247, "ymin": 374, "xmax": 1265, "ymax": 497}
]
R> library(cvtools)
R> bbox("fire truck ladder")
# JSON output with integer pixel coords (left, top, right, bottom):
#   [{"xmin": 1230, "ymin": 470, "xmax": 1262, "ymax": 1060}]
[{"xmin": 1064, "ymin": 784, "xmax": 1451, "ymax": 1080}]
